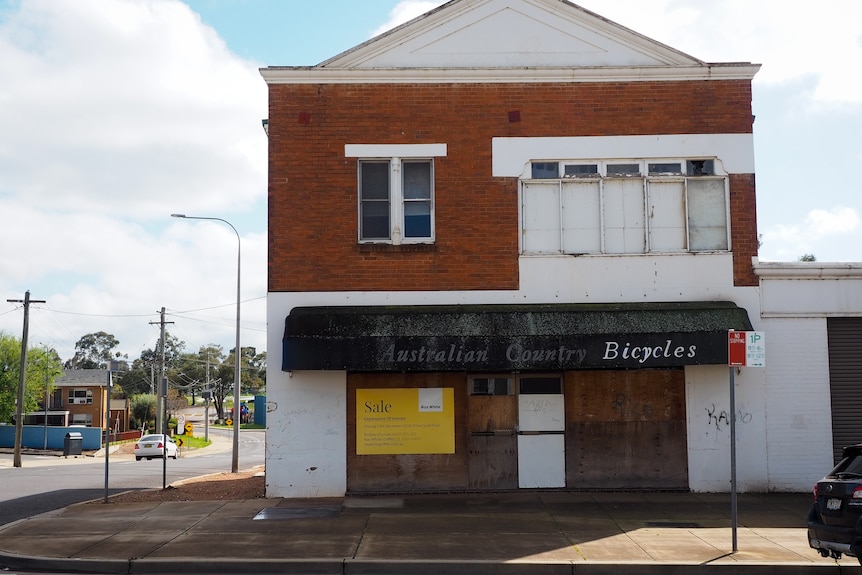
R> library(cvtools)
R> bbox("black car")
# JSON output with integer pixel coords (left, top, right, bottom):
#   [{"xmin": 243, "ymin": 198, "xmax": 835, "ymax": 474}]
[{"xmin": 808, "ymin": 444, "xmax": 862, "ymax": 564}]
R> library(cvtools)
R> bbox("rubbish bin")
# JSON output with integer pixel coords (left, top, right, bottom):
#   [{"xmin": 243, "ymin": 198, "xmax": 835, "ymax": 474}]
[{"xmin": 63, "ymin": 432, "xmax": 83, "ymax": 456}]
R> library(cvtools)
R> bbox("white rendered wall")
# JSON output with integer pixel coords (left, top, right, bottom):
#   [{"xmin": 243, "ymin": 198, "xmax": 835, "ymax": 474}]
[
  {"xmin": 759, "ymin": 316, "xmax": 833, "ymax": 491},
  {"xmin": 267, "ymin": 252, "xmax": 764, "ymax": 496},
  {"xmin": 685, "ymin": 365, "xmax": 768, "ymax": 492},
  {"xmin": 492, "ymin": 134, "xmax": 755, "ymax": 178},
  {"xmin": 518, "ymin": 253, "xmax": 748, "ymax": 302},
  {"xmin": 265, "ymin": 370, "xmax": 347, "ymax": 498}
]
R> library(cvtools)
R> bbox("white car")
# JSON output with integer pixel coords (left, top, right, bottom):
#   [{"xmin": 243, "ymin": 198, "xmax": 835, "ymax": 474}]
[{"xmin": 134, "ymin": 434, "xmax": 178, "ymax": 461}]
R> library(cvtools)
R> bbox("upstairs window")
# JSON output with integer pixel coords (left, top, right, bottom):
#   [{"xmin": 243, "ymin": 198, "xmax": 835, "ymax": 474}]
[
  {"xmin": 67, "ymin": 388, "xmax": 93, "ymax": 405},
  {"xmin": 359, "ymin": 161, "xmax": 390, "ymax": 240},
  {"xmin": 402, "ymin": 160, "xmax": 433, "ymax": 238},
  {"xmin": 359, "ymin": 159, "xmax": 434, "ymax": 243},
  {"xmin": 348, "ymin": 143, "xmax": 446, "ymax": 245},
  {"xmin": 521, "ymin": 158, "xmax": 728, "ymax": 255}
]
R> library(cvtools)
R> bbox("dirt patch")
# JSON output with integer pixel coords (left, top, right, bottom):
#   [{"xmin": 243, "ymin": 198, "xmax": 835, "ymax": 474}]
[{"xmin": 95, "ymin": 465, "xmax": 266, "ymax": 504}]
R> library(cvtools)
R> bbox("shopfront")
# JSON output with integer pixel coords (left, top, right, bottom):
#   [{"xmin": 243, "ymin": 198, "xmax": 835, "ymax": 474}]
[{"xmin": 283, "ymin": 302, "xmax": 752, "ymax": 493}]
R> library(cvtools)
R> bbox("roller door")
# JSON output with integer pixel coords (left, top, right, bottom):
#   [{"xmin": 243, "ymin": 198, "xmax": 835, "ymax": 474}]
[{"xmin": 827, "ymin": 318, "xmax": 862, "ymax": 464}]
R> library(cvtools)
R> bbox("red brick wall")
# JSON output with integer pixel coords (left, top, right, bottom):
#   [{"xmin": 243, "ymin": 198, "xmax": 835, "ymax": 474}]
[
  {"xmin": 268, "ymin": 80, "xmax": 756, "ymax": 292},
  {"xmin": 729, "ymin": 173, "xmax": 758, "ymax": 286}
]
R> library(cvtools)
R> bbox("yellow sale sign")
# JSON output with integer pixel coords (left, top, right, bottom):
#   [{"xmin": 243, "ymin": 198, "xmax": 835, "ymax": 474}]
[{"xmin": 356, "ymin": 388, "xmax": 454, "ymax": 455}]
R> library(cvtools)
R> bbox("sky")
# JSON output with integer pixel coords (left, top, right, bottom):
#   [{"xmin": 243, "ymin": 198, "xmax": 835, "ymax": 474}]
[{"xmin": 0, "ymin": 0, "xmax": 860, "ymax": 364}]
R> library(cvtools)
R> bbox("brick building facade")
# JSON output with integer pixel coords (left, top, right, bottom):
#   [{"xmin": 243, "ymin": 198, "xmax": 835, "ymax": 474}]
[
  {"xmin": 261, "ymin": 0, "xmax": 775, "ymax": 497},
  {"xmin": 268, "ymin": 80, "xmax": 759, "ymax": 291}
]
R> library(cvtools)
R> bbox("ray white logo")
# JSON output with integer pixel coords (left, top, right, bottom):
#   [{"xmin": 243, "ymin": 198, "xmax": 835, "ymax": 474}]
[{"xmin": 418, "ymin": 388, "xmax": 443, "ymax": 412}]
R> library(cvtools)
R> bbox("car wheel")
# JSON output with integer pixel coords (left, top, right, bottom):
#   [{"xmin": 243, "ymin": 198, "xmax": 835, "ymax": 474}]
[
  {"xmin": 135, "ymin": 456, "xmax": 141, "ymax": 461},
  {"xmin": 171, "ymin": 453, "xmax": 177, "ymax": 459}
]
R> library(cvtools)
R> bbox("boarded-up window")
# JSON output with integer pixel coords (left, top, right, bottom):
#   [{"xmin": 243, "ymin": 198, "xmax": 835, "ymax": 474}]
[
  {"xmin": 687, "ymin": 178, "xmax": 729, "ymax": 251},
  {"xmin": 521, "ymin": 159, "xmax": 728, "ymax": 255},
  {"xmin": 647, "ymin": 179, "xmax": 686, "ymax": 251}
]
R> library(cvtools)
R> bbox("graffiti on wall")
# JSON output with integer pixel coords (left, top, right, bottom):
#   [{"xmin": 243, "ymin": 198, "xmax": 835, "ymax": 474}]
[
  {"xmin": 611, "ymin": 392, "xmax": 654, "ymax": 419},
  {"xmin": 705, "ymin": 403, "xmax": 752, "ymax": 431}
]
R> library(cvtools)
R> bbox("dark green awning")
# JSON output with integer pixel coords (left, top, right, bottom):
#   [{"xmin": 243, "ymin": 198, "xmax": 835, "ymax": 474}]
[{"xmin": 282, "ymin": 301, "xmax": 753, "ymax": 372}]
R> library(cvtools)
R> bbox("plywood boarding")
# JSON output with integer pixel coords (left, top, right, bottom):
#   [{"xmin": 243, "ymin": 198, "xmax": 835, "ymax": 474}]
[
  {"xmin": 467, "ymin": 434, "xmax": 518, "ymax": 489},
  {"xmin": 347, "ymin": 372, "xmax": 468, "ymax": 493},
  {"xmin": 467, "ymin": 395, "xmax": 517, "ymax": 433},
  {"xmin": 565, "ymin": 369, "xmax": 688, "ymax": 489}
]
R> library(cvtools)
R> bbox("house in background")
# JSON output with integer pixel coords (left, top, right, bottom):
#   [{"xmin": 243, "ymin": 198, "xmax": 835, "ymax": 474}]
[
  {"xmin": 260, "ymin": 0, "xmax": 854, "ymax": 498},
  {"xmin": 49, "ymin": 369, "xmax": 129, "ymax": 432}
]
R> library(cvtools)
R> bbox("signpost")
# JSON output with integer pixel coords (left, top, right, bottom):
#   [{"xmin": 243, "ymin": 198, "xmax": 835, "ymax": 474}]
[{"xmin": 727, "ymin": 330, "xmax": 765, "ymax": 553}]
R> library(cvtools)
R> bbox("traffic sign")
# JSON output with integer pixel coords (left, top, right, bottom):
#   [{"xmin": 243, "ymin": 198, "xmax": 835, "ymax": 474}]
[
  {"xmin": 728, "ymin": 330, "xmax": 765, "ymax": 367},
  {"xmin": 184, "ymin": 422, "xmax": 194, "ymax": 435},
  {"xmin": 175, "ymin": 436, "xmax": 185, "ymax": 447}
]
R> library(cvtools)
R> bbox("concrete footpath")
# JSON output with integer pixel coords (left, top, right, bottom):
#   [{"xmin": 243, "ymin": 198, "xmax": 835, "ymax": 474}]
[{"xmin": 0, "ymin": 487, "xmax": 858, "ymax": 575}]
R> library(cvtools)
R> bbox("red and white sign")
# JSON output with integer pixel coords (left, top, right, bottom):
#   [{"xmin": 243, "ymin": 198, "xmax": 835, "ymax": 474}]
[{"xmin": 728, "ymin": 331, "xmax": 765, "ymax": 367}]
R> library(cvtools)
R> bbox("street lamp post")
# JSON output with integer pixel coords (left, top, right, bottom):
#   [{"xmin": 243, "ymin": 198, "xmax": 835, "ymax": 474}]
[{"xmin": 171, "ymin": 213, "xmax": 241, "ymax": 473}]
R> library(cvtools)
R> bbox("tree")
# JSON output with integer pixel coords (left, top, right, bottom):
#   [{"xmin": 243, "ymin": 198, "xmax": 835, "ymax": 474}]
[
  {"xmin": 171, "ymin": 344, "xmax": 224, "ymax": 407},
  {"xmin": 64, "ymin": 331, "xmax": 121, "ymax": 369},
  {"xmin": 244, "ymin": 348, "xmax": 267, "ymax": 396},
  {"xmin": 799, "ymin": 254, "xmax": 817, "ymax": 262},
  {"xmin": 114, "ymin": 332, "xmax": 186, "ymax": 397},
  {"xmin": 110, "ymin": 336, "xmax": 266, "ymax": 424},
  {"xmin": 0, "ymin": 334, "xmax": 63, "ymax": 423},
  {"xmin": 185, "ymin": 344, "xmax": 230, "ymax": 419},
  {"xmin": 129, "ymin": 393, "xmax": 156, "ymax": 432}
]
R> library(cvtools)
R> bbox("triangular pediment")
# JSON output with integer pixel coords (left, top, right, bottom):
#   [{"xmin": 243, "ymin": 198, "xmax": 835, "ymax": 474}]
[{"xmin": 320, "ymin": 0, "xmax": 703, "ymax": 69}]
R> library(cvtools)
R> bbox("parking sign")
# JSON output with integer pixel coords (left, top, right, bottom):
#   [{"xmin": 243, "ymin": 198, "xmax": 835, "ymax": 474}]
[{"xmin": 728, "ymin": 330, "xmax": 765, "ymax": 367}]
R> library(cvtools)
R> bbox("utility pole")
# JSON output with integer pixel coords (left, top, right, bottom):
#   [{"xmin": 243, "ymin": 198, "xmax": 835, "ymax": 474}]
[
  {"xmin": 150, "ymin": 307, "xmax": 174, "ymax": 490},
  {"xmin": 6, "ymin": 291, "xmax": 46, "ymax": 468},
  {"xmin": 149, "ymin": 308, "xmax": 173, "ymax": 435},
  {"xmin": 205, "ymin": 351, "xmax": 211, "ymax": 442}
]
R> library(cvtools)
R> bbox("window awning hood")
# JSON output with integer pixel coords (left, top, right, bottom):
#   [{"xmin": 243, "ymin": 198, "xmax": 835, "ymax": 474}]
[{"xmin": 282, "ymin": 301, "xmax": 753, "ymax": 372}]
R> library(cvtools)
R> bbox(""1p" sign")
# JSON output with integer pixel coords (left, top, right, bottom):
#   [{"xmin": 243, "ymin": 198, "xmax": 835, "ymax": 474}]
[{"xmin": 728, "ymin": 330, "xmax": 765, "ymax": 367}]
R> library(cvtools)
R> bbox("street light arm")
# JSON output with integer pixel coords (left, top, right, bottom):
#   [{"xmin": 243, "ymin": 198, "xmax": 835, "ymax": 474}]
[
  {"xmin": 171, "ymin": 214, "xmax": 240, "ymax": 242},
  {"xmin": 170, "ymin": 212, "xmax": 242, "ymax": 473}
]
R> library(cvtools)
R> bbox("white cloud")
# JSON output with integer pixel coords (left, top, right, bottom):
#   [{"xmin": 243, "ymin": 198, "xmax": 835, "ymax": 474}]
[
  {"xmin": 371, "ymin": 1, "xmax": 445, "ymax": 38},
  {"xmin": 0, "ymin": 0, "xmax": 268, "ymax": 361},
  {"xmin": 806, "ymin": 207, "xmax": 860, "ymax": 236},
  {"xmin": 761, "ymin": 207, "xmax": 861, "ymax": 261},
  {"xmin": 0, "ymin": 0, "xmax": 266, "ymax": 216}
]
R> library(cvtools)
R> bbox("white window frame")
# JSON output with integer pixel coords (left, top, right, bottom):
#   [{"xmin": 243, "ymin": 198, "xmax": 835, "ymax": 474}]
[
  {"xmin": 521, "ymin": 158, "xmax": 729, "ymax": 255},
  {"xmin": 68, "ymin": 388, "xmax": 93, "ymax": 405},
  {"xmin": 469, "ymin": 375, "xmax": 514, "ymax": 396},
  {"xmin": 347, "ymin": 144, "xmax": 446, "ymax": 245},
  {"xmin": 71, "ymin": 413, "xmax": 93, "ymax": 426}
]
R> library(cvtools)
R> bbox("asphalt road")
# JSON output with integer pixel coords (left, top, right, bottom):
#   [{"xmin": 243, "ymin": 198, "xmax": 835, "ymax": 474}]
[{"xmin": 0, "ymin": 426, "xmax": 264, "ymax": 526}]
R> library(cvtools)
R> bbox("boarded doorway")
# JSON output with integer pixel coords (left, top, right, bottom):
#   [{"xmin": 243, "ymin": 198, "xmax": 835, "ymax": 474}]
[
  {"xmin": 467, "ymin": 376, "xmax": 518, "ymax": 489},
  {"xmin": 566, "ymin": 369, "xmax": 688, "ymax": 489}
]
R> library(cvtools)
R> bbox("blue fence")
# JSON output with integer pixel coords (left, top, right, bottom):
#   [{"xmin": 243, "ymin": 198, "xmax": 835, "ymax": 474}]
[
  {"xmin": 0, "ymin": 425, "xmax": 103, "ymax": 450},
  {"xmin": 253, "ymin": 395, "xmax": 266, "ymax": 426}
]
